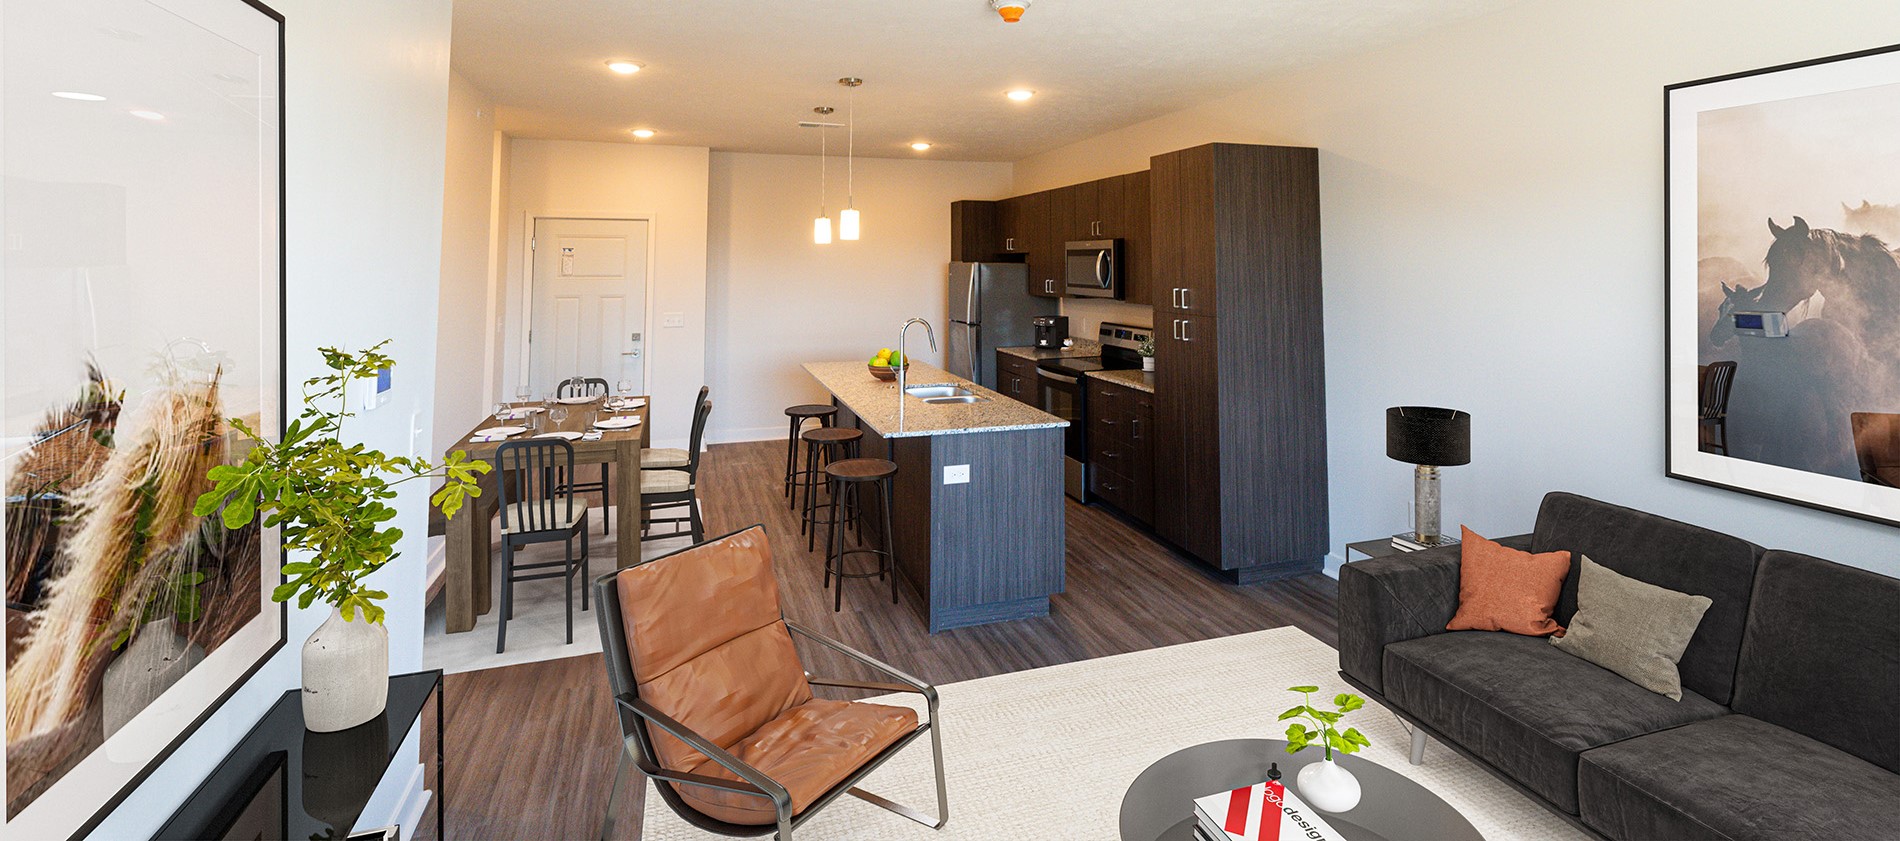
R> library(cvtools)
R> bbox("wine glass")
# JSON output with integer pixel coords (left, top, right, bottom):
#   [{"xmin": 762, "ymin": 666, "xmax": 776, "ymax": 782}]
[
  {"xmin": 549, "ymin": 405, "xmax": 569, "ymax": 430},
  {"xmin": 493, "ymin": 402, "xmax": 509, "ymax": 424},
  {"xmin": 515, "ymin": 385, "xmax": 533, "ymax": 404}
]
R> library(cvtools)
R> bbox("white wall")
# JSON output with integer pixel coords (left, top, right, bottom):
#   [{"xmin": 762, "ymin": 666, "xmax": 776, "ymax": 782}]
[
  {"xmin": 1013, "ymin": 0, "xmax": 1900, "ymax": 578},
  {"xmin": 502, "ymin": 139, "xmax": 710, "ymax": 447},
  {"xmin": 89, "ymin": 1, "xmax": 453, "ymax": 837},
  {"xmin": 435, "ymin": 71, "xmax": 499, "ymax": 459},
  {"xmin": 705, "ymin": 152, "xmax": 1014, "ymax": 441}
]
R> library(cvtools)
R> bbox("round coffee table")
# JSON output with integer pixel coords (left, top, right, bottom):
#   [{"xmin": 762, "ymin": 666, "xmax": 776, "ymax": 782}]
[{"xmin": 1119, "ymin": 739, "xmax": 1482, "ymax": 841}]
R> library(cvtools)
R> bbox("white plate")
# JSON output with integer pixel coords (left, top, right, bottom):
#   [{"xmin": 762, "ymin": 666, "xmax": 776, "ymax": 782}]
[
  {"xmin": 593, "ymin": 416, "xmax": 642, "ymax": 430},
  {"xmin": 555, "ymin": 395, "xmax": 600, "ymax": 405},
  {"xmin": 534, "ymin": 431, "xmax": 582, "ymax": 441},
  {"xmin": 609, "ymin": 398, "xmax": 646, "ymax": 410},
  {"xmin": 474, "ymin": 425, "xmax": 528, "ymax": 439},
  {"xmin": 502, "ymin": 406, "xmax": 545, "ymax": 418}
]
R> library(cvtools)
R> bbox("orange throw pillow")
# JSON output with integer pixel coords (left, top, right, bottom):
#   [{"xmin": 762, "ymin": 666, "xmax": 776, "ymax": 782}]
[{"xmin": 1446, "ymin": 526, "xmax": 1571, "ymax": 637}]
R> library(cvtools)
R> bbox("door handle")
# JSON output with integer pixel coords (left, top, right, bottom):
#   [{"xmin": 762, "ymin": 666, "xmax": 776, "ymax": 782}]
[{"xmin": 1095, "ymin": 250, "xmax": 1109, "ymax": 288}]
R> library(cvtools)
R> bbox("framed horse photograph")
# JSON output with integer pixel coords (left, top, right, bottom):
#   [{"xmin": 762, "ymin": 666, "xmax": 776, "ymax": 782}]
[{"xmin": 1666, "ymin": 43, "xmax": 1900, "ymax": 526}]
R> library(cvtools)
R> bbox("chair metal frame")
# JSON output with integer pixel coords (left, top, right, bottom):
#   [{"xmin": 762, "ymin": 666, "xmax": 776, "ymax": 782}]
[
  {"xmin": 639, "ymin": 398, "xmax": 713, "ymax": 545},
  {"xmin": 555, "ymin": 376, "xmax": 615, "ymax": 534},
  {"xmin": 592, "ymin": 527, "xmax": 948, "ymax": 840},
  {"xmin": 1698, "ymin": 360, "xmax": 1738, "ymax": 456},
  {"xmin": 493, "ymin": 438, "xmax": 592, "ymax": 653}
]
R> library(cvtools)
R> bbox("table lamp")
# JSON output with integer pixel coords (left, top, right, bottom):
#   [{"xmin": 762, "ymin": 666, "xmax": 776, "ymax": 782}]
[{"xmin": 1386, "ymin": 406, "xmax": 1471, "ymax": 547}]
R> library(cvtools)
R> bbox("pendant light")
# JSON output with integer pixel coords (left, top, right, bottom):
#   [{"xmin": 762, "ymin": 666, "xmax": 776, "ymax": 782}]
[
  {"xmin": 810, "ymin": 106, "xmax": 834, "ymax": 245},
  {"xmin": 839, "ymin": 77, "xmax": 862, "ymax": 241}
]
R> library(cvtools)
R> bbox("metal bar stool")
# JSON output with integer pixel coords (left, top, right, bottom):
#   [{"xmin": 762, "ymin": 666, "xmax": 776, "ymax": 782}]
[
  {"xmin": 799, "ymin": 426, "xmax": 862, "ymax": 551},
  {"xmin": 783, "ymin": 404, "xmax": 837, "ymax": 507},
  {"xmin": 823, "ymin": 457, "xmax": 899, "ymax": 612}
]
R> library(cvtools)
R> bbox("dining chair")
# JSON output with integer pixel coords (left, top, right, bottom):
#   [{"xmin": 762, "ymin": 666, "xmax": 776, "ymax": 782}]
[
  {"xmin": 641, "ymin": 386, "xmax": 710, "ymax": 471},
  {"xmin": 592, "ymin": 525, "xmax": 947, "ymax": 840},
  {"xmin": 1698, "ymin": 360, "xmax": 1738, "ymax": 455},
  {"xmin": 554, "ymin": 376, "xmax": 615, "ymax": 535},
  {"xmin": 494, "ymin": 438, "xmax": 591, "ymax": 654},
  {"xmin": 1851, "ymin": 412, "xmax": 1900, "ymax": 488},
  {"xmin": 639, "ymin": 398, "xmax": 713, "ymax": 545}
]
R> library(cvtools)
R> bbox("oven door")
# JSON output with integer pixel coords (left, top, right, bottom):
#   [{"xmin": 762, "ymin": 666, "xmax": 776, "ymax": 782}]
[
  {"xmin": 1038, "ymin": 367, "xmax": 1087, "ymax": 499},
  {"xmin": 1064, "ymin": 239, "xmax": 1119, "ymax": 299}
]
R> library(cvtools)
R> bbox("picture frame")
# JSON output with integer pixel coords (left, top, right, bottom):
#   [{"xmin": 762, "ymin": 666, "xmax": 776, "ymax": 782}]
[
  {"xmin": 1666, "ymin": 42, "xmax": 1900, "ymax": 528},
  {"xmin": 2, "ymin": 1, "xmax": 287, "ymax": 837}
]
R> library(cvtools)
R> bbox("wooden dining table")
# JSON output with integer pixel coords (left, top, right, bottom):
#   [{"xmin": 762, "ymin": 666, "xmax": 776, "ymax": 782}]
[{"xmin": 440, "ymin": 396, "xmax": 651, "ymax": 634}]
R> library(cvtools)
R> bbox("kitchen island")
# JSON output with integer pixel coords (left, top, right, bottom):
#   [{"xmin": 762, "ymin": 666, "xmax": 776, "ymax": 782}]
[{"xmin": 803, "ymin": 360, "xmax": 1067, "ymax": 632}]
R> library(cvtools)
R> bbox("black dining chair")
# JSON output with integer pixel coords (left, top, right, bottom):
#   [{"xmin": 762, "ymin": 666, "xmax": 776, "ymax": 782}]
[
  {"xmin": 554, "ymin": 376, "xmax": 614, "ymax": 535},
  {"xmin": 1698, "ymin": 360, "xmax": 1738, "ymax": 455},
  {"xmin": 494, "ymin": 438, "xmax": 591, "ymax": 654},
  {"xmin": 640, "ymin": 398, "xmax": 713, "ymax": 546},
  {"xmin": 642, "ymin": 386, "xmax": 710, "ymax": 472}
]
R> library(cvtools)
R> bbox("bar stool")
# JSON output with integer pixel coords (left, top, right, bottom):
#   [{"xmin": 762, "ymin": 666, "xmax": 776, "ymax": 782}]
[
  {"xmin": 783, "ymin": 404, "xmax": 837, "ymax": 507},
  {"xmin": 823, "ymin": 457, "xmax": 899, "ymax": 611},
  {"xmin": 799, "ymin": 426, "xmax": 862, "ymax": 551}
]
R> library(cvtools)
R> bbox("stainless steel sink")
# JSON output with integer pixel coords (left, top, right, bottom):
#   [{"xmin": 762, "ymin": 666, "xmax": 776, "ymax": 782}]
[
  {"xmin": 921, "ymin": 395, "xmax": 986, "ymax": 404},
  {"xmin": 904, "ymin": 385, "xmax": 975, "ymax": 399}
]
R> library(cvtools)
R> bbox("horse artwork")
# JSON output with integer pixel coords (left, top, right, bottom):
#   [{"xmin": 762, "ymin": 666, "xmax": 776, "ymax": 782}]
[{"xmin": 1668, "ymin": 43, "xmax": 1900, "ymax": 526}]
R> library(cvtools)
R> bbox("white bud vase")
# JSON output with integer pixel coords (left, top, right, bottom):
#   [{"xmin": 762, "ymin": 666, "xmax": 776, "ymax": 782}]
[
  {"xmin": 1296, "ymin": 757, "xmax": 1361, "ymax": 812},
  {"xmin": 301, "ymin": 607, "xmax": 388, "ymax": 732}
]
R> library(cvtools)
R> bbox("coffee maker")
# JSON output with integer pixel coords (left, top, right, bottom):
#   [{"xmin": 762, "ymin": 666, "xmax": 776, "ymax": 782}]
[{"xmin": 1032, "ymin": 315, "xmax": 1070, "ymax": 349}]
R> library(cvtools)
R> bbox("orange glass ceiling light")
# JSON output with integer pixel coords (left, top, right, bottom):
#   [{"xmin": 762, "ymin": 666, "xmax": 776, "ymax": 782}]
[{"xmin": 990, "ymin": 0, "xmax": 1030, "ymax": 23}]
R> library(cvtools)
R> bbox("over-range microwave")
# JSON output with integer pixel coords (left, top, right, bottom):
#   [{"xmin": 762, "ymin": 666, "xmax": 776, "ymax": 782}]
[{"xmin": 1064, "ymin": 239, "xmax": 1121, "ymax": 299}]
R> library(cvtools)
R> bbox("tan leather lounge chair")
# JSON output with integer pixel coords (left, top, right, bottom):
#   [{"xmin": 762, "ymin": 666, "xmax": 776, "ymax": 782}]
[{"xmin": 592, "ymin": 525, "xmax": 948, "ymax": 839}]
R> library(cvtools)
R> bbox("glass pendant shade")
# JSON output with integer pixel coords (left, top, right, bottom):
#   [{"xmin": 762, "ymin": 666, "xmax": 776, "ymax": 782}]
[
  {"xmin": 839, "ymin": 206, "xmax": 860, "ymax": 241},
  {"xmin": 814, "ymin": 215, "xmax": 832, "ymax": 244}
]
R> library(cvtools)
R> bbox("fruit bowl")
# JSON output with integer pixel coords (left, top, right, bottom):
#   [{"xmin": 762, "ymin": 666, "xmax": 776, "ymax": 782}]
[{"xmin": 868, "ymin": 362, "xmax": 909, "ymax": 381}]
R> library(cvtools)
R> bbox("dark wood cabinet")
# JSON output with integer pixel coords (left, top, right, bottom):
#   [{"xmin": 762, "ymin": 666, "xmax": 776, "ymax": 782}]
[
  {"xmin": 1022, "ymin": 190, "xmax": 1062, "ymax": 298},
  {"xmin": 995, "ymin": 351, "xmax": 1039, "ymax": 405},
  {"xmin": 1149, "ymin": 143, "xmax": 1326, "ymax": 582},
  {"xmin": 997, "ymin": 196, "xmax": 1028, "ymax": 255},
  {"xmin": 951, "ymin": 200, "xmax": 1000, "ymax": 262},
  {"xmin": 1116, "ymin": 171, "xmax": 1151, "ymax": 305},
  {"xmin": 1086, "ymin": 377, "xmax": 1154, "ymax": 526}
]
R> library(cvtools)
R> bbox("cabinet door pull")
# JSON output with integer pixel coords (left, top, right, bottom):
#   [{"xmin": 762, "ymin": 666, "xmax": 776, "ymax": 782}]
[
  {"xmin": 1181, "ymin": 287, "xmax": 1193, "ymax": 310},
  {"xmin": 1180, "ymin": 320, "xmax": 1192, "ymax": 342}
]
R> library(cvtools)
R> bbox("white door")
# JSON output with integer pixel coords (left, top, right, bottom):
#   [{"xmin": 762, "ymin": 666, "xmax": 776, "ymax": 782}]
[{"xmin": 529, "ymin": 218, "xmax": 648, "ymax": 397}]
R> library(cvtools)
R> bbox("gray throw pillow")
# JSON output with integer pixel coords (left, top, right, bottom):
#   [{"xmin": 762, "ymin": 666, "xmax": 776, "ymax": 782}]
[{"xmin": 1551, "ymin": 555, "xmax": 1713, "ymax": 701}]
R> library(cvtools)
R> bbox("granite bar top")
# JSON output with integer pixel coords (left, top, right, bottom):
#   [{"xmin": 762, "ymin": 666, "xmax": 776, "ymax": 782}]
[
  {"xmin": 803, "ymin": 360, "xmax": 1068, "ymax": 439},
  {"xmin": 997, "ymin": 339, "xmax": 1102, "ymax": 361},
  {"xmin": 1086, "ymin": 368, "xmax": 1156, "ymax": 394}
]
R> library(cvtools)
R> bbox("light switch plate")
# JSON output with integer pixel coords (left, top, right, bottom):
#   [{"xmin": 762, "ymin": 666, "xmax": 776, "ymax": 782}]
[
  {"xmin": 944, "ymin": 464, "xmax": 970, "ymax": 485},
  {"xmin": 662, "ymin": 312, "xmax": 685, "ymax": 328}
]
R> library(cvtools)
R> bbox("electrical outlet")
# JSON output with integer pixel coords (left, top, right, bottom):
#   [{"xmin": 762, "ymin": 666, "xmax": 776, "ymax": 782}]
[
  {"xmin": 662, "ymin": 312, "xmax": 685, "ymax": 328},
  {"xmin": 943, "ymin": 464, "xmax": 970, "ymax": 485}
]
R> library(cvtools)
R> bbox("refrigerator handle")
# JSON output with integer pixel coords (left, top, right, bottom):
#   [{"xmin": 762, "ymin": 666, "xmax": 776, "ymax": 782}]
[{"xmin": 966, "ymin": 264, "xmax": 980, "ymax": 325}]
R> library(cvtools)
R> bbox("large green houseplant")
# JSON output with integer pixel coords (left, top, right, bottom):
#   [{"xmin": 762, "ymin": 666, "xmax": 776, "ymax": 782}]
[{"xmin": 194, "ymin": 342, "xmax": 487, "ymax": 730}]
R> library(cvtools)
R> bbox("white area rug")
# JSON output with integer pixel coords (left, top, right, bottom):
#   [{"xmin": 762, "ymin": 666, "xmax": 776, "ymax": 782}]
[{"xmin": 640, "ymin": 626, "xmax": 1587, "ymax": 840}]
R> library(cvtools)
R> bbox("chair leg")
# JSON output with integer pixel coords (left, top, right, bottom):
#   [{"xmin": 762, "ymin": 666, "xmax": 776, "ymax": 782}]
[
  {"xmin": 496, "ymin": 543, "xmax": 513, "ymax": 654},
  {"xmin": 580, "ymin": 525, "xmax": 591, "ymax": 611},
  {"xmin": 883, "ymin": 479, "xmax": 898, "ymax": 604},
  {"xmin": 600, "ymin": 741, "xmax": 631, "ymax": 841},
  {"xmin": 564, "ymin": 543, "xmax": 575, "ymax": 645},
  {"xmin": 688, "ymin": 494, "xmax": 705, "ymax": 543},
  {"xmin": 1410, "ymin": 724, "xmax": 1428, "ymax": 765},
  {"xmin": 602, "ymin": 464, "xmax": 612, "ymax": 536},
  {"xmin": 784, "ymin": 417, "xmax": 800, "ymax": 503},
  {"xmin": 833, "ymin": 485, "xmax": 846, "ymax": 613}
]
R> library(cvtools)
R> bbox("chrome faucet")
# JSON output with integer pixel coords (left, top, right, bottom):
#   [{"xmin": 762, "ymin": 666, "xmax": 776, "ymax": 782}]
[{"xmin": 897, "ymin": 317, "xmax": 937, "ymax": 423}]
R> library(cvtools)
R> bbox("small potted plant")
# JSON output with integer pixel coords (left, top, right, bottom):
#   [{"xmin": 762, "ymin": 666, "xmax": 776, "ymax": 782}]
[
  {"xmin": 1280, "ymin": 685, "xmax": 1371, "ymax": 812},
  {"xmin": 195, "ymin": 342, "xmax": 488, "ymax": 731},
  {"xmin": 1138, "ymin": 338, "xmax": 1155, "ymax": 372}
]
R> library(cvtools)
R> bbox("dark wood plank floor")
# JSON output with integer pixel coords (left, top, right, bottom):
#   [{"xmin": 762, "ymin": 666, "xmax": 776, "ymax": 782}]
[{"xmin": 415, "ymin": 439, "xmax": 1337, "ymax": 840}]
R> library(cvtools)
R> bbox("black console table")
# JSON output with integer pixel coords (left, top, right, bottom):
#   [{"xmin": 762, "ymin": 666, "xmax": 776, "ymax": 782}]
[{"xmin": 153, "ymin": 670, "xmax": 443, "ymax": 841}]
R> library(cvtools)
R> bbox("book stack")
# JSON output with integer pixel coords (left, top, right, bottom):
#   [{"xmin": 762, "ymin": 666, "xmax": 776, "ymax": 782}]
[
  {"xmin": 1192, "ymin": 778, "xmax": 1343, "ymax": 841},
  {"xmin": 1391, "ymin": 532, "xmax": 1459, "ymax": 553}
]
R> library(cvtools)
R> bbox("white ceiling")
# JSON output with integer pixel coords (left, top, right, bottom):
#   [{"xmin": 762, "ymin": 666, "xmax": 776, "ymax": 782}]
[{"xmin": 451, "ymin": 0, "xmax": 1519, "ymax": 161}]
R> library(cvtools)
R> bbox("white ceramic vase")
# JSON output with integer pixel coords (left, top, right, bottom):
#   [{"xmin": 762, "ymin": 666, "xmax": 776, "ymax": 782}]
[
  {"xmin": 301, "ymin": 607, "xmax": 388, "ymax": 732},
  {"xmin": 1142, "ymin": 356, "xmax": 1155, "ymax": 372},
  {"xmin": 1296, "ymin": 757, "xmax": 1362, "ymax": 812}
]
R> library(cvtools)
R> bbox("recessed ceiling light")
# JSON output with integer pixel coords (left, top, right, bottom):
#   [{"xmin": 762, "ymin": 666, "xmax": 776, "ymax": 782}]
[
  {"xmin": 129, "ymin": 109, "xmax": 165, "ymax": 121},
  {"xmin": 607, "ymin": 61, "xmax": 643, "ymax": 75},
  {"xmin": 911, "ymin": 142, "xmax": 932, "ymax": 151},
  {"xmin": 630, "ymin": 128, "xmax": 656, "ymax": 139},
  {"xmin": 1006, "ymin": 89, "xmax": 1035, "ymax": 102},
  {"xmin": 52, "ymin": 91, "xmax": 106, "ymax": 101}
]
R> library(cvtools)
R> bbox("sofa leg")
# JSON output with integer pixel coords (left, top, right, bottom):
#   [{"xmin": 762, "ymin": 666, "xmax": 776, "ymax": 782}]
[{"xmin": 1409, "ymin": 726, "xmax": 1428, "ymax": 765}]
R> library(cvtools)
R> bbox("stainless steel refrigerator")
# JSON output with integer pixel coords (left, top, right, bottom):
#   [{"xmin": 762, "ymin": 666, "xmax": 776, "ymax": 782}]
[{"xmin": 946, "ymin": 262, "xmax": 1054, "ymax": 390}]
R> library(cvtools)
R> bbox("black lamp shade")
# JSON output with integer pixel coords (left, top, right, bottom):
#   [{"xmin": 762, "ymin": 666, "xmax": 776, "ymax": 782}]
[{"xmin": 1386, "ymin": 406, "xmax": 1471, "ymax": 466}]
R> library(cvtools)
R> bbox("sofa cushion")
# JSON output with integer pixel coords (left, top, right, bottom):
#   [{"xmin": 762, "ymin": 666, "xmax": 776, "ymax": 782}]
[
  {"xmin": 1731, "ymin": 550, "xmax": 1900, "ymax": 775},
  {"xmin": 679, "ymin": 698, "xmax": 919, "ymax": 825},
  {"xmin": 1551, "ymin": 555, "xmax": 1713, "ymax": 701},
  {"xmin": 1531, "ymin": 492, "xmax": 1763, "ymax": 705},
  {"xmin": 1445, "ymin": 526, "xmax": 1571, "ymax": 636},
  {"xmin": 1578, "ymin": 714, "xmax": 1900, "ymax": 841},
  {"xmin": 1384, "ymin": 631, "xmax": 1727, "ymax": 813}
]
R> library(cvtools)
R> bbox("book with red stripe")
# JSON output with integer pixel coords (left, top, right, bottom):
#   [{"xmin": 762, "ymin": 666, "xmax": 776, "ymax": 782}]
[{"xmin": 1191, "ymin": 778, "xmax": 1343, "ymax": 841}]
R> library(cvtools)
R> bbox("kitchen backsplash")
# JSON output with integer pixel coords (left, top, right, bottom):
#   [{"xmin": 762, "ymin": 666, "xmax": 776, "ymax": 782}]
[{"xmin": 1060, "ymin": 296, "xmax": 1154, "ymax": 340}]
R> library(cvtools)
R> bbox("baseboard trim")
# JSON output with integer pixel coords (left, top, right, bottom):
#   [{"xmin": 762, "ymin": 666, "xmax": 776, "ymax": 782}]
[{"xmin": 1323, "ymin": 551, "xmax": 1345, "ymax": 580}]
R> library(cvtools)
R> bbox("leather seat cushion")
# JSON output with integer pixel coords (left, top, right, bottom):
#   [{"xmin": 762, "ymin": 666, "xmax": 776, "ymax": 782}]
[
  {"xmin": 642, "ymin": 469, "xmax": 694, "ymax": 494},
  {"xmin": 642, "ymin": 447, "xmax": 690, "ymax": 469},
  {"xmin": 1384, "ymin": 631, "xmax": 1727, "ymax": 813},
  {"xmin": 500, "ymin": 500, "xmax": 584, "ymax": 535},
  {"xmin": 1579, "ymin": 714, "xmax": 1900, "ymax": 840},
  {"xmin": 679, "ymin": 698, "xmax": 919, "ymax": 825}
]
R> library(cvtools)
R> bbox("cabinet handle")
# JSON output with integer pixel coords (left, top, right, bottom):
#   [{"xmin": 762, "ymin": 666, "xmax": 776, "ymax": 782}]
[
  {"xmin": 1181, "ymin": 320, "xmax": 1192, "ymax": 342},
  {"xmin": 1172, "ymin": 319, "xmax": 1183, "ymax": 340},
  {"xmin": 1131, "ymin": 417, "xmax": 1141, "ymax": 438},
  {"xmin": 1172, "ymin": 287, "xmax": 1183, "ymax": 308},
  {"xmin": 1006, "ymin": 237, "xmax": 1015, "ymax": 250},
  {"xmin": 1181, "ymin": 288, "xmax": 1193, "ymax": 310}
]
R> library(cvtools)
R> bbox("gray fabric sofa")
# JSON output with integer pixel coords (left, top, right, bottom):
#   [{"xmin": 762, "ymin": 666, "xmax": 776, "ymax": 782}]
[{"xmin": 1338, "ymin": 492, "xmax": 1900, "ymax": 840}]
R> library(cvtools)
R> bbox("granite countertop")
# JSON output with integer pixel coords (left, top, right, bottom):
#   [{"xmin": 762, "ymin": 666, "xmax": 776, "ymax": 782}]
[
  {"xmin": 1086, "ymin": 368, "xmax": 1155, "ymax": 394},
  {"xmin": 803, "ymin": 360, "xmax": 1068, "ymax": 439},
  {"xmin": 997, "ymin": 339, "xmax": 1102, "ymax": 361}
]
